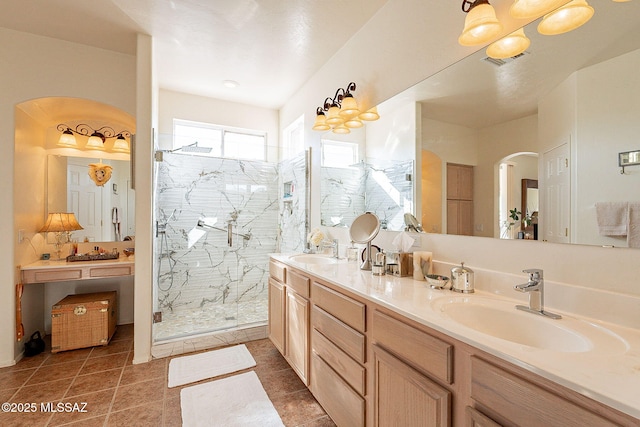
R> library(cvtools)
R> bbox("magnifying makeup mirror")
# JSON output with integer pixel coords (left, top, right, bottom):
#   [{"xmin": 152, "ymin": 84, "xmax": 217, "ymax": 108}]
[{"xmin": 350, "ymin": 212, "xmax": 381, "ymax": 270}]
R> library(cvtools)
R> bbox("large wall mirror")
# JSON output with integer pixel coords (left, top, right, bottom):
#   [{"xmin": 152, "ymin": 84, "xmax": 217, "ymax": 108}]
[
  {"xmin": 375, "ymin": 1, "xmax": 639, "ymax": 248},
  {"xmin": 21, "ymin": 96, "xmax": 137, "ymax": 243},
  {"xmin": 48, "ymin": 155, "xmax": 135, "ymax": 242}
]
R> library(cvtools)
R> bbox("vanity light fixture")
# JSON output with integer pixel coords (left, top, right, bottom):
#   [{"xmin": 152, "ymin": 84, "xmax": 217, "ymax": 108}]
[
  {"xmin": 56, "ymin": 123, "xmax": 131, "ymax": 153},
  {"xmin": 486, "ymin": 28, "xmax": 531, "ymax": 59},
  {"xmin": 458, "ymin": 0, "xmax": 503, "ymax": 47},
  {"xmin": 537, "ymin": 0, "xmax": 594, "ymax": 35},
  {"xmin": 39, "ymin": 212, "xmax": 84, "ymax": 260},
  {"xmin": 312, "ymin": 82, "xmax": 379, "ymax": 134},
  {"xmin": 510, "ymin": 0, "xmax": 568, "ymax": 19}
]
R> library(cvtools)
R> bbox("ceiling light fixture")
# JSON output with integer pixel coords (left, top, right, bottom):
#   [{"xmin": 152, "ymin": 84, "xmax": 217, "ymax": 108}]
[
  {"xmin": 312, "ymin": 82, "xmax": 379, "ymax": 134},
  {"xmin": 537, "ymin": 0, "xmax": 594, "ymax": 35},
  {"xmin": 458, "ymin": 0, "xmax": 503, "ymax": 46},
  {"xmin": 223, "ymin": 80, "xmax": 239, "ymax": 88},
  {"xmin": 486, "ymin": 28, "xmax": 531, "ymax": 59},
  {"xmin": 56, "ymin": 124, "xmax": 131, "ymax": 153}
]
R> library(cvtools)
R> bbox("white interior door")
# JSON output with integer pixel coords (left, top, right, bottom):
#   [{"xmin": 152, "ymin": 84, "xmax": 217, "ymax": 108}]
[
  {"xmin": 68, "ymin": 163, "xmax": 103, "ymax": 242},
  {"xmin": 542, "ymin": 143, "xmax": 570, "ymax": 243}
]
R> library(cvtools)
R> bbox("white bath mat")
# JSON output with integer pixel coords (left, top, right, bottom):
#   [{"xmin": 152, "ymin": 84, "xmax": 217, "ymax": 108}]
[
  {"xmin": 168, "ymin": 344, "xmax": 256, "ymax": 388},
  {"xmin": 180, "ymin": 371, "xmax": 284, "ymax": 427}
]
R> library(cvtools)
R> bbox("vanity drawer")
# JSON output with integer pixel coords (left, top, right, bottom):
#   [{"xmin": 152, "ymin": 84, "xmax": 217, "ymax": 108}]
[
  {"xmin": 372, "ymin": 309, "xmax": 453, "ymax": 384},
  {"xmin": 312, "ymin": 305, "xmax": 366, "ymax": 363},
  {"xmin": 312, "ymin": 328, "xmax": 366, "ymax": 395},
  {"xmin": 22, "ymin": 268, "xmax": 83, "ymax": 284},
  {"xmin": 287, "ymin": 269, "xmax": 310, "ymax": 298},
  {"xmin": 311, "ymin": 282, "xmax": 365, "ymax": 332},
  {"xmin": 89, "ymin": 265, "xmax": 133, "ymax": 278},
  {"xmin": 311, "ymin": 351, "xmax": 365, "ymax": 427},
  {"xmin": 269, "ymin": 261, "xmax": 286, "ymax": 283},
  {"xmin": 470, "ymin": 357, "xmax": 617, "ymax": 427}
]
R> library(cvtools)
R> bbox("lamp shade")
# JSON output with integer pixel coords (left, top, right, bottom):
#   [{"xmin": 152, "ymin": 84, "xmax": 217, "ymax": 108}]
[
  {"xmin": 537, "ymin": 0, "xmax": 594, "ymax": 35},
  {"xmin": 112, "ymin": 135, "xmax": 130, "ymax": 153},
  {"xmin": 339, "ymin": 94, "xmax": 360, "ymax": 117},
  {"xmin": 86, "ymin": 133, "xmax": 106, "ymax": 150},
  {"xmin": 358, "ymin": 106, "xmax": 380, "ymax": 121},
  {"xmin": 332, "ymin": 124, "xmax": 351, "ymax": 134},
  {"xmin": 486, "ymin": 28, "xmax": 531, "ymax": 59},
  {"xmin": 510, "ymin": 0, "xmax": 568, "ymax": 19},
  {"xmin": 39, "ymin": 213, "xmax": 84, "ymax": 233},
  {"xmin": 326, "ymin": 105, "xmax": 344, "ymax": 125},
  {"xmin": 312, "ymin": 112, "xmax": 331, "ymax": 131},
  {"xmin": 345, "ymin": 117, "xmax": 364, "ymax": 128},
  {"xmin": 57, "ymin": 129, "xmax": 78, "ymax": 148},
  {"xmin": 458, "ymin": 1, "xmax": 503, "ymax": 46}
]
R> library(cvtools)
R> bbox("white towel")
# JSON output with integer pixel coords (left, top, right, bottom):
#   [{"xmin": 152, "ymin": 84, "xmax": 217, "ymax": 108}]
[
  {"xmin": 595, "ymin": 202, "xmax": 628, "ymax": 236},
  {"xmin": 412, "ymin": 251, "xmax": 433, "ymax": 280},
  {"xmin": 627, "ymin": 203, "xmax": 640, "ymax": 249}
]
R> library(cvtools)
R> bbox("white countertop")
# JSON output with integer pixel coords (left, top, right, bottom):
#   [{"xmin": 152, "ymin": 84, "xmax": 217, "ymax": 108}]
[{"xmin": 271, "ymin": 253, "xmax": 640, "ymax": 420}]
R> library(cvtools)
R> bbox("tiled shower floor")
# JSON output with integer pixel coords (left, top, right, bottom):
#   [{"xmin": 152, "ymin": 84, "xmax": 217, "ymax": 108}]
[{"xmin": 153, "ymin": 299, "xmax": 268, "ymax": 341}]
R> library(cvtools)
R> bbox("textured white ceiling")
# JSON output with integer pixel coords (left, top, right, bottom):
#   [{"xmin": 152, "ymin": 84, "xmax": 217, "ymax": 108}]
[{"xmin": 0, "ymin": 0, "xmax": 387, "ymax": 109}]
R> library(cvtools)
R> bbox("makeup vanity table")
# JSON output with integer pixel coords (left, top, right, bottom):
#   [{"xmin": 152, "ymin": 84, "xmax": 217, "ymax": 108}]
[{"xmin": 20, "ymin": 257, "xmax": 134, "ymax": 284}]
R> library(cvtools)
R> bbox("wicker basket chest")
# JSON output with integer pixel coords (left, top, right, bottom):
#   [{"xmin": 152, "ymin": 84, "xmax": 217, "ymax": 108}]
[{"xmin": 51, "ymin": 291, "xmax": 117, "ymax": 353}]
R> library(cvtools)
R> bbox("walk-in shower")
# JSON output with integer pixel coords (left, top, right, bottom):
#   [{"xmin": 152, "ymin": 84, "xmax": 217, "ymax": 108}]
[{"xmin": 152, "ymin": 150, "xmax": 307, "ymax": 345}]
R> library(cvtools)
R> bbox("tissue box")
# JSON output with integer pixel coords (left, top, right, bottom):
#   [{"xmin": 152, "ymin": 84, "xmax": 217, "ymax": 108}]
[{"xmin": 386, "ymin": 252, "xmax": 413, "ymax": 277}]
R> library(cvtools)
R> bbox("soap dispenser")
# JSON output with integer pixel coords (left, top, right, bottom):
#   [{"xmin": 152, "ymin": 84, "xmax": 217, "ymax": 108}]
[{"xmin": 451, "ymin": 262, "xmax": 474, "ymax": 293}]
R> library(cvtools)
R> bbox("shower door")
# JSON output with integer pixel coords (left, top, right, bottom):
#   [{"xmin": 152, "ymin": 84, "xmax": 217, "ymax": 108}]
[{"xmin": 153, "ymin": 152, "xmax": 278, "ymax": 342}]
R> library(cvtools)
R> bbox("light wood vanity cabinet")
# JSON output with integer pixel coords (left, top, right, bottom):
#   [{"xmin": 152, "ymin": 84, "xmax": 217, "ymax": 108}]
[
  {"xmin": 268, "ymin": 259, "xmax": 639, "ymax": 427},
  {"xmin": 310, "ymin": 281, "xmax": 367, "ymax": 427},
  {"xmin": 268, "ymin": 262, "xmax": 286, "ymax": 354},
  {"xmin": 285, "ymin": 269, "xmax": 311, "ymax": 385}
]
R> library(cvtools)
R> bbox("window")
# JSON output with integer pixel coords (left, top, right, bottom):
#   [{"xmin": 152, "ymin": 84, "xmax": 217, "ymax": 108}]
[
  {"xmin": 321, "ymin": 140, "xmax": 358, "ymax": 168},
  {"xmin": 173, "ymin": 119, "xmax": 266, "ymax": 161},
  {"xmin": 282, "ymin": 115, "xmax": 304, "ymax": 159}
]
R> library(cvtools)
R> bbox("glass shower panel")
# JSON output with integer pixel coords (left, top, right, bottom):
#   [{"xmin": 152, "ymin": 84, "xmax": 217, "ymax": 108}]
[{"xmin": 153, "ymin": 152, "xmax": 278, "ymax": 342}]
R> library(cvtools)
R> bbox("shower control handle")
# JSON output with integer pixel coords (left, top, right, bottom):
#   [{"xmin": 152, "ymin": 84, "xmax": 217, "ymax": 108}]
[{"xmin": 227, "ymin": 222, "xmax": 232, "ymax": 247}]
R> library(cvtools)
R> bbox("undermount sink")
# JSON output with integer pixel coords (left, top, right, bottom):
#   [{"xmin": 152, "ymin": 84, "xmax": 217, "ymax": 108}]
[
  {"xmin": 288, "ymin": 254, "xmax": 338, "ymax": 264},
  {"xmin": 431, "ymin": 296, "xmax": 628, "ymax": 354}
]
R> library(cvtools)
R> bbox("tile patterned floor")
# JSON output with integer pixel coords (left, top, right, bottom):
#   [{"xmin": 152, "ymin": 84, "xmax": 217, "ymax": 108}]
[{"xmin": 0, "ymin": 324, "xmax": 335, "ymax": 426}]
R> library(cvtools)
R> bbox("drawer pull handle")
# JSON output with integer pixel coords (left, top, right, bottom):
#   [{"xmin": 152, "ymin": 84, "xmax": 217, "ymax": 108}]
[{"xmin": 74, "ymin": 305, "xmax": 87, "ymax": 316}]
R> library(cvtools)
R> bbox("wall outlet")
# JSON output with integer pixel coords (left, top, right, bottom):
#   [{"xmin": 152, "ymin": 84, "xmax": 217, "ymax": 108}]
[{"xmin": 18, "ymin": 229, "xmax": 25, "ymax": 243}]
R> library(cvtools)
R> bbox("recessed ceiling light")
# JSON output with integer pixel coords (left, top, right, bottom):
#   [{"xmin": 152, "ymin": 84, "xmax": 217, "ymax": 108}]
[{"xmin": 223, "ymin": 80, "xmax": 239, "ymax": 88}]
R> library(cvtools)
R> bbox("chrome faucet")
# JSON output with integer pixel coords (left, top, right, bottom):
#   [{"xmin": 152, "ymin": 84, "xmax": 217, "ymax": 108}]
[
  {"xmin": 321, "ymin": 239, "xmax": 340, "ymax": 258},
  {"xmin": 514, "ymin": 269, "xmax": 561, "ymax": 319}
]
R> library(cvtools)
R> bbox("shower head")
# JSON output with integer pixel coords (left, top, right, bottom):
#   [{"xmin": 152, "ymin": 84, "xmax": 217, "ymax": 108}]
[{"xmin": 178, "ymin": 142, "xmax": 212, "ymax": 153}]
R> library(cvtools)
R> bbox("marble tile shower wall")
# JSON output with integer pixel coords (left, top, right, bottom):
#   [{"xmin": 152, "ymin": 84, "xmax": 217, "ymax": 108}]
[
  {"xmin": 321, "ymin": 161, "xmax": 413, "ymax": 230},
  {"xmin": 278, "ymin": 152, "xmax": 308, "ymax": 254},
  {"xmin": 154, "ymin": 152, "xmax": 279, "ymax": 320}
]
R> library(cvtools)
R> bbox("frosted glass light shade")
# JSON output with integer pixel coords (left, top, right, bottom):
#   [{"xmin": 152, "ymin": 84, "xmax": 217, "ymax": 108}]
[
  {"xmin": 86, "ymin": 134, "xmax": 105, "ymax": 150},
  {"xmin": 486, "ymin": 28, "xmax": 531, "ymax": 59},
  {"xmin": 312, "ymin": 113, "xmax": 330, "ymax": 131},
  {"xmin": 339, "ymin": 95, "xmax": 360, "ymax": 117},
  {"xmin": 510, "ymin": 0, "xmax": 568, "ymax": 19},
  {"xmin": 326, "ymin": 105, "xmax": 344, "ymax": 125},
  {"xmin": 112, "ymin": 136, "xmax": 130, "ymax": 153},
  {"xmin": 359, "ymin": 106, "xmax": 380, "ymax": 121},
  {"xmin": 458, "ymin": 2, "xmax": 503, "ymax": 46},
  {"xmin": 57, "ymin": 130, "xmax": 77, "ymax": 148},
  {"xmin": 345, "ymin": 117, "xmax": 364, "ymax": 128},
  {"xmin": 332, "ymin": 124, "xmax": 350, "ymax": 134},
  {"xmin": 538, "ymin": 0, "xmax": 594, "ymax": 35}
]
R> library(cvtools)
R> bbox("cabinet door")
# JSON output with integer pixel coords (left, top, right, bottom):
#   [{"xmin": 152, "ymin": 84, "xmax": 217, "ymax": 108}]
[
  {"xmin": 373, "ymin": 345, "xmax": 450, "ymax": 427},
  {"xmin": 268, "ymin": 278, "xmax": 285, "ymax": 354},
  {"xmin": 286, "ymin": 288, "xmax": 309, "ymax": 385}
]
